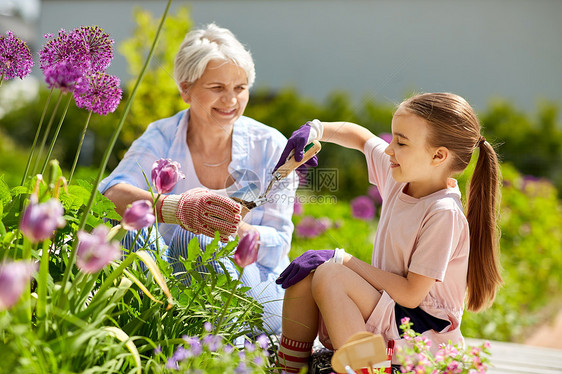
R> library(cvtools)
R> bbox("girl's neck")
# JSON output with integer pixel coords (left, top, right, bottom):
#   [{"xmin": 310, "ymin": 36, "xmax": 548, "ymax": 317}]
[{"xmin": 404, "ymin": 178, "xmax": 452, "ymax": 198}]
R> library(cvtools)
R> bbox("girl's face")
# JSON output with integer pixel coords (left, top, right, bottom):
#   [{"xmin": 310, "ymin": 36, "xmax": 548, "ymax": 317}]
[
  {"xmin": 181, "ymin": 59, "xmax": 249, "ymax": 130},
  {"xmin": 385, "ymin": 106, "xmax": 445, "ymax": 196}
]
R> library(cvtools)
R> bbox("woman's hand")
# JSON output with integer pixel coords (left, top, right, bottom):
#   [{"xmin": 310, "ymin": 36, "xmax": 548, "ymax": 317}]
[{"xmin": 159, "ymin": 188, "xmax": 242, "ymax": 242}]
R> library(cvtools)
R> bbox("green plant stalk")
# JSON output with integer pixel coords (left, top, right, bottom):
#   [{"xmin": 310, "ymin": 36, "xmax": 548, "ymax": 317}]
[
  {"xmin": 213, "ymin": 267, "xmax": 244, "ymax": 335},
  {"xmin": 58, "ymin": 0, "xmax": 173, "ymax": 302},
  {"xmin": 21, "ymin": 237, "xmax": 32, "ymax": 323},
  {"xmin": 40, "ymin": 92, "xmax": 74, "ymax": 175},
  {"xmin": 68, "ymin": 110, "xmax": 93, "ymax": 184},
  {"xmin": 32, "ymin": 90, "xmax": 63, "ymax": 177},
  {"xmin": 36, "ymin": 241, "xmax": 50, "ymax": 335},
  {"xmin": 21, "ymin": 88, "xmax": 55, "ymax": 185}
]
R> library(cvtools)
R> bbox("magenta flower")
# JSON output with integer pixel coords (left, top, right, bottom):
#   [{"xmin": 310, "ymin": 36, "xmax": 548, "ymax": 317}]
[
  {"xmin": 43, "ymin": 60, "xmax": 88, "ymax": 93},
  {"xmin": 39, "ymin": 29, "xmax": 89, "ymax": 72},
  {"xmin": 76, "ymin": 225, "xmax": 121, "ymax": 273},
  {"xmin": 0, "ymin": 31, "xmax": 34, "ymax": 81},
  {"xmin": 367, "ymin": 185, "xmax": 383, "ymax": 206},
  {"xmin": 72, "ymin": 26, "xmax": 114, "ymax": 73},
  {"xmin": 295, "ymin": 216, "xmax": 331, "ymax": 238},
  {"xmin": 379, "ymin": 132, "xmax": 393, "ymax": 144},
  {"xmin": 74, "ymin": 72, "xmax": 122, "ymax": 115},
  {"xmin": 293, "ymin": 200, "xmax": 303, "ymax": 216},
  {"xmin": 121, "ymin": 200, "xmax": 155, "ymax": 230},
  {"xmin": 234, "ymin": 231, "xmax": 259, "ymax": 268},
  {"xmin": 350, "ymin": 195, "xmax": 376, "ymax": 220},
  {"xmin": 0, "ymin": 261, "xmax": 37, "ymax": 311},
  {"xmin": 19, "ymin": 196, "xmax": 66, "ymax": 243},
  {"xmin": 151, "ymin": 159, "xmax": 185, "ymax": 194}
]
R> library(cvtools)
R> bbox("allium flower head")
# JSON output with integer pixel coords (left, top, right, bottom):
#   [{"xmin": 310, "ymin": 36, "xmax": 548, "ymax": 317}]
[
  {"xmin": 0, "ymin": 31, "xmax": 34, "ymax": 81},
  {"xmin": 151, "ymin": 159, "xmax": 185, "ymax": 194},
  {"xmin": 72, "ymin": 26, "xmax": 114, "ymax": 73},
  {"xmin": 0, "ymin": 261, "xmax": 37, "ymax": 311},
  {"xmin": 39, "ymin": 29, "xmax": 89, "ymax": 72},
  {"xmin": 121, "ymin": 200, "xmax": 155, "ymax": 231},
  {"xmin": 295, "ymin": 216, "xmax": 331, "ymax": 238},
  {"xmin": 20, "ymin": 195, "xmax": 66, "ymax": 243},
  {"xmin": 76, "ymin": 225, "xmax": 121, "ymax": 273},
  {"xmin": 234, "ymin": 230, "xmax": 259, "ymax": 268},
  {"xmin": 43, "ymin": 60, "xmax": 87, "ymax": 93},
  {"xmin": 74, "ymin": 72, "xmax": 122, "ymax": 115},
  {"xmin": 350, "ymin": 195, "xmax": 376, "ymax": 220}
]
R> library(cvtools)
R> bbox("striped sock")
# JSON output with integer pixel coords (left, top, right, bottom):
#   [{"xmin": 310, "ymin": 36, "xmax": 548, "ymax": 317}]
[{"xmin": 277, "ymin": 335, "xmax": 313, "ymax": 373}]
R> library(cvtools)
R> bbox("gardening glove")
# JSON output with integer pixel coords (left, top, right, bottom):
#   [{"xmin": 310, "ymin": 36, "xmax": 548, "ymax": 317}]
[
  {"xmin": 160, "ymin": 188, "xmax": 242, "ymax": 243},
  {"xmin": 276, "ymin": 249, "xmax": 334, "ymax": 289},
  {"xmin": 274, "ymin": 119, "xmax": 323, "ymax": 173}
]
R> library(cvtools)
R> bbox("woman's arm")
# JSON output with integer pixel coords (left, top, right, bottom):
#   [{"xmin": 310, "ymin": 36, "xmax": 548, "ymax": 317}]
[
  {"xmin": 343, "ymin": 254, "xmax": 436, "ymax": 309},
  {"xmin": 320, "ymin": 122, "xmax": 376, "ymax": 153},
  {"xmin": 104, "ymin": 183, "xmax": 162, "ymax": 218}
]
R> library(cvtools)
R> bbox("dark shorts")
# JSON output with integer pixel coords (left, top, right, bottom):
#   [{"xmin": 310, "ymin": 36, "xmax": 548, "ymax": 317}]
[{"xmin": 394, "ymin": 304, "xmax": 451, "ymax": 334}]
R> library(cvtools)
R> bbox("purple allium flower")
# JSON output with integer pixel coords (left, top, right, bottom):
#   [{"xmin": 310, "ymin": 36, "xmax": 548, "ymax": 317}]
[
  {"xmin": 76, "ymin": 225, "xmax": 121, "ymax": 273},
  {"xmin": 0, "ymin": 261, "xmax": 37, "ymax": 311},
  {"xmin": 350, "ymin": 195, "xmax": 376, "ymax": 220},
  {"xmin": 39, "ymin": 29, "xmax": 90, "ymax": 72},
  {"xmin": 20, "ymin": 196, "xmax": 66, "ymax": 243},
  {"xmin": 71, "ymin": 26, "xmax": 114, "ymax": 73},
  {"xmin": 234, "ymin": 230, "xmax": 259, "ymax": 268},
  {"xmin": 43, "ymin": 60, "xmax": 87, "ymax": 93},
  {"xmin": 121, "ymin": 200, "xmax": 155, "ymax": 231},
  {"xmin": 74, "ymin": 72, "xmax": 122, "ymax": 115},
  {"xmin": 379, "ymin": 132, "xmax": 393, "ymax": 144},
  {"xmin": 367, "ymin": 185, "xmax": 383, "ymax": 206},
  {"xmin": 295, "ymin": 216, "xmax": 329, "ymax": 238},
  {"xmin": 151, "ymin": 159, "xmax": 185, "ymax": 194},
  {"xmin": 0, "ymin": 31, "xmax": 34, "ymax": 81}
]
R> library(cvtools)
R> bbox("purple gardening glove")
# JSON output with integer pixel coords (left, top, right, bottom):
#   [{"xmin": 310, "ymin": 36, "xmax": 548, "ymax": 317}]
[
  {"xmin": 275, "ymin": 249, "xmax": 334, "ymax": 289},
  {"xmin": 274, "ymin": 124, "xmax": 319, "ymax": 174}
]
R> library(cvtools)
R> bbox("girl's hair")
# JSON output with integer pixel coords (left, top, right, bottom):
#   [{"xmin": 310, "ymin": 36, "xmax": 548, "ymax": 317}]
[
  {"xmin": 173, "ymin": 23, "xmax": 255, "ymax": 90},
  {"xmin": 402, "ymin": 92, "xmax": 502, "ymax": 312}
]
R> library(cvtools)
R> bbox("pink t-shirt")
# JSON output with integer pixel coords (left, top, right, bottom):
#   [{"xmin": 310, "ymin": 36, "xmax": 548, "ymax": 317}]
[{"xmin": 364, "ymin": 136, "xmax": 469, "ymax": 349}]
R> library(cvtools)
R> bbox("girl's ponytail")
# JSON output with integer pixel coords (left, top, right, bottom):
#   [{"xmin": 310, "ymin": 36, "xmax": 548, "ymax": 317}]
[{"xmin": 465, "ymin": 139, "xmax": 503, "ymax": 311}]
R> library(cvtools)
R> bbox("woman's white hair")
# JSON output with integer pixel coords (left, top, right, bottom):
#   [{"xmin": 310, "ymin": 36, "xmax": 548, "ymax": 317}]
[{"xmin": 173, "ymin": 23, "xmax": 255, "ymax": 90}]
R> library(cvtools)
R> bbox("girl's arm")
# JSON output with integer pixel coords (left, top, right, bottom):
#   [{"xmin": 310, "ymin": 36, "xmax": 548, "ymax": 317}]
[
  {"xmin": 343, "ymin": 254, "xmax": 436, "ymax": 308},
  {"xmin": 320, "ymin": 122, "xmax": 376, "ymax": 153}
]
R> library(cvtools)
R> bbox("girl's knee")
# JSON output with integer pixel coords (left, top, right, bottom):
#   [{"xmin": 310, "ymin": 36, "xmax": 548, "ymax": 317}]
[{"xmin": 311, "ymin": 262, "xmax": 344, "ymax": 301}]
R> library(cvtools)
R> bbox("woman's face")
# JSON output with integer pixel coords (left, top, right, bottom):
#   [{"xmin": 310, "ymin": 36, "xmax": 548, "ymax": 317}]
[{"xmin": 182, "ymin": 59, "xmax": 249, "ymax": 129}]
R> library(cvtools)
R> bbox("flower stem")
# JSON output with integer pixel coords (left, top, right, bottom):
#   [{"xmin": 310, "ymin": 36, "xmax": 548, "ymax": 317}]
[
  {"xmin": 36, "ymin": 241, "xmax": 51, "ymax": 335},
  {"xmin": 21, "ymin": 88, "xmax": 54, "ymax": 186},
  {"xmin": 31, "ymin": 90, "xmax": 63, "ymax": 177},
  {"xmin": 213, "ymin": 267, "xmax": 244, "ymax": 335},
  {"xmin": 68, "ymin": 110, "xmax": 93, "ymax": 183},
  {"xmin": 58, "ymin": 0, "xmax": 173, "ymax": 306},
  {"xmin": 40, "ymin": 91, "xmax": 74, "ymax": 175}
]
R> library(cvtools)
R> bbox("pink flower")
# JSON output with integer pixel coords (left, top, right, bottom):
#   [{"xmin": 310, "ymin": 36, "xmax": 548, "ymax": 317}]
[
  {"xmin": 19, "ymin": 196, "xmax": 66, "ymax": 243},
  {"xmin": 151, "ymin": 159, "xmax": 185, "ymax": 194},
  {"xmin": 43, "ymin": 60, "xmax": 88, "ymax": 93},
  {"xmin": 295, "ymin": 216, "xmax": 331, "ymax": 238},
  {"xmin": 234, "ymin": 230, "xmax": 259, "ymax": 268},
  {"xmin": 350, "ymin": 195, "xmax": 376, "ymax": 220},
  {"xmin": 293, "ymin": 200, "xmax": 303, "ymax": 216},
  {"xmin": 0, "ymin": 31, "xmax": 34, "ymax": 81},
  {"xmin": 367, "ymin": 185, "xmax": 383, "ymax": 206},
  {"xmin": 121, "ymin": 200, "xmax": 155, "ymax": 230},
  {"xmin": 76, "ymin": 225, "xmax": 121, "ymax": 273},
  {"xmin": 74, "ymin": 72, "xmax": 122, "ymax": 115},
  {"xmin": 0, "ymin": 261, "xmax": 37, "ymax": 311}
]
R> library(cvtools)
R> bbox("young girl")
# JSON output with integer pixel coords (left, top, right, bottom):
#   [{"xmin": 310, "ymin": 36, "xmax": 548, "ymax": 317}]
[{"xmin": 274, "ymin": 92, "xmax": 503, "ymax": 373}]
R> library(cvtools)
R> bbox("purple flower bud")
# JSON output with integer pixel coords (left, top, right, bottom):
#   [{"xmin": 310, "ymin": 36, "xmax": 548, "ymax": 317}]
[
  {"xmin": 0, "ymin": 31, "xmax": 34, "ymax": 81},
  {"xmin": 76, "ymin": 225, "xmax": 121, "ymax": 273},
  {"xmin": 151, "ymin": 159, "xmax": 185, "ymax": 194},
  {"xmin": 74, "ymin": 72, "xmax": 122, "ymax": 115},
  {"xmin": 350, "ymin": 195, "xmax": 376, "ymax": 220},
  {"xmin": 19, "ymin": 196, "xmax": 66, "ymax": 243},
  {"xmin": 121, "ymin": 200, "xmax": 155, "ymax": 231},
  {"xmin": 0, "ymin": 261, "xmax": 37, "ymax": 311},
  {"xmin": 234, "ymin": 231, "xmax": 259, "ymax": 268}
]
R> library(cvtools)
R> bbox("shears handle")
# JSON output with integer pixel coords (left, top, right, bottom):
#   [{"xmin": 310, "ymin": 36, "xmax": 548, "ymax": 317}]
[{"xmin": 274, "ymin": 140, "xmax": 321, "ymax": 180}]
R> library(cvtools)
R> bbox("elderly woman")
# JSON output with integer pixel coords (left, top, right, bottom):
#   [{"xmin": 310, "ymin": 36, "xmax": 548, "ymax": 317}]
[{"xmin": 98, "ymin": 24, "xmax": 299, "ymax": 334}]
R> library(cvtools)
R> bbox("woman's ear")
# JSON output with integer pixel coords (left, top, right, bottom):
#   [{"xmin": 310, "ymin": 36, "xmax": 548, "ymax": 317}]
[
  {"xmin": 432, "ymin": 147, "xmax": 449, "ymax": 166},
  {"xmin": 179, "ymin": 82, "xmax": 191, "ymax": 103}
]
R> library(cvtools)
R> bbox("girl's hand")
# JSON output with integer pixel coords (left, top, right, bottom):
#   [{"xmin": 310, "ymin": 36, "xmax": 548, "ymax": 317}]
[
  {"xmin": 275, "ymin": 249, "xmax": 334, "ymax": 289},
  {"xmin": 274, "ymin": 121, "xmax": 322, "ymax": 173}
]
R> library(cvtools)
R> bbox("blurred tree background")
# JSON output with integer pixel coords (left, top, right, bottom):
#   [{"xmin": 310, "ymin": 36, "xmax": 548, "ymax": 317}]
[{"xmin": 1, "ymin": 6, "xmax": 561, "ymax": 343}]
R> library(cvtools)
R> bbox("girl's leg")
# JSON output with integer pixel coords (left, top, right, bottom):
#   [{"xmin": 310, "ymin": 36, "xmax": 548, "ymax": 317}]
[
  {"xmin": 278, "ymin": 273, "xmax": 318, "ymax": 373},
  {"xmin": 312, "ymin": 262, "xmax": 382, "ymax": 349}
]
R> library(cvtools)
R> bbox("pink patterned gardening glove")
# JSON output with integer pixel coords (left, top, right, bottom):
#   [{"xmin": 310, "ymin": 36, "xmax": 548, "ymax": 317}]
[{"xmin": 160, "ymin": 188, "xmax": 242, "ymax": 243}]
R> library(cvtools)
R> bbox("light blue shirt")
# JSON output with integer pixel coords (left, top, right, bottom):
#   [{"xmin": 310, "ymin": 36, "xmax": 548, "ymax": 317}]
[{"xmin": 99, "ymin": 109, "xmax": 296, "ymax": 273}]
